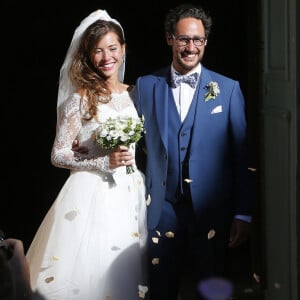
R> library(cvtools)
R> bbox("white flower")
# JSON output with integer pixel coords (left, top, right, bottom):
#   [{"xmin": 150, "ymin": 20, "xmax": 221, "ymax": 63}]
[{"xmin": 205, "ymin": 81, "xmax": 220, "ymax": 102}]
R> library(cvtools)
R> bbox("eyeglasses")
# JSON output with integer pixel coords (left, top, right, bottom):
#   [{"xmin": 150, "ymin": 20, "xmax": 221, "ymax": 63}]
[{"xmin": 171, "ymin": 34, "xmax": 207, "ymax": 47}]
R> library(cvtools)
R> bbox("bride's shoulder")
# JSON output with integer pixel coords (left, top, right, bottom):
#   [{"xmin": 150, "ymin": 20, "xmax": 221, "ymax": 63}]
[{"xmin": 61, "ymin": 90, "xmax": 87, "ymax": 116}]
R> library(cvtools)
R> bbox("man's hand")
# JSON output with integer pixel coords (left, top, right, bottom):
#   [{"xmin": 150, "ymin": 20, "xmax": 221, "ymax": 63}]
[
  {"xmin": 72, "ymin": 139, "xmax": 89, "ymax": 154},
  {"xmin": 229, "ymin": 219, "xmax": 252, "ymax": 248}
]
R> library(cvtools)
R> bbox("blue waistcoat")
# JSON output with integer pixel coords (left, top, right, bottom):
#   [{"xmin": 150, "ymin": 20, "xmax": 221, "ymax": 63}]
[{"xmin": 166, "ymin": 85, "xmax": 200, "ymax": 202}]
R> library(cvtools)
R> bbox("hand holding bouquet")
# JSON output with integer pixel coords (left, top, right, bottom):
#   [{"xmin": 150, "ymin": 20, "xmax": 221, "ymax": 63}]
[{"xmin": 94, "ymin": 116, "xmax": 144, "ymax": 174}]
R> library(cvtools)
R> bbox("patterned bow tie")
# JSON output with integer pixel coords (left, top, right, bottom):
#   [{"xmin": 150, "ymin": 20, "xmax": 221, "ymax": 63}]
[{"xmin": 171, "ymin": 72, "xmax": 199, "ymax": 88}]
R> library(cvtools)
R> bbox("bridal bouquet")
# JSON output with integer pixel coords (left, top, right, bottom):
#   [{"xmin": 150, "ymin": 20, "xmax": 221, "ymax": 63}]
[{"xmin": 94, "ymin": 115, "xmax": 144, "ymax": 174}]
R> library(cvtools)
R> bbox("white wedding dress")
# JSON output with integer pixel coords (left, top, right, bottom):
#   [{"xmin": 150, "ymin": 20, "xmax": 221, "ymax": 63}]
[{"xmin": 26, "ymin": 89, "xmax": 148, "ymax": 300}]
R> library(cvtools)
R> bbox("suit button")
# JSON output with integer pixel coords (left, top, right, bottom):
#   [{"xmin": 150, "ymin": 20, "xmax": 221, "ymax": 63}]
[
  {"xmin": 180, "ymin": 132, "xmax": 186, "ymax": 136},
  {"xmin": 180, "ymin": 147, "xmax": 186, "ymax": 151},
  {"xmin": 162, "ymin": 180, "xmax": 166, "ymax": 186}
]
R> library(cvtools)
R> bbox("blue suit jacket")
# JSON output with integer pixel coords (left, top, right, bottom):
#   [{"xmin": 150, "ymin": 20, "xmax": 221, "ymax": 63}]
[{"xmin": 135, "ymin": 65, "xmax": 256, "ymax": 231}]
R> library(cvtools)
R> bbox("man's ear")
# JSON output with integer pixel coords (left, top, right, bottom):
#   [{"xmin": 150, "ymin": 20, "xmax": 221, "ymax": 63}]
[{"xmin": 166, "ymin": 33, "xmax": 173, "ymax": 46}]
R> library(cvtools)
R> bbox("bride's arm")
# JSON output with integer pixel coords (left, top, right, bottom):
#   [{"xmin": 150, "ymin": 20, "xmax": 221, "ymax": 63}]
[{"xmin": 51, "ymin": 94, "xmax": 111, "ymax": 171}]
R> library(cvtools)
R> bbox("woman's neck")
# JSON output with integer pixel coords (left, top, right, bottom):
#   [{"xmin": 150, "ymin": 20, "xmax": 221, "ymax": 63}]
[{"xmin": 105, "ymin": 78, "xmax": 128, "ymax": 94}]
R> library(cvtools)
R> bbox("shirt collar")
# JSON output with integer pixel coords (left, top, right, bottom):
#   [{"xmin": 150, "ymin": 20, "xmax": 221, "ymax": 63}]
[{"xmin": 171, "ymin": 63, "xmax": 202, "ymax": 78}]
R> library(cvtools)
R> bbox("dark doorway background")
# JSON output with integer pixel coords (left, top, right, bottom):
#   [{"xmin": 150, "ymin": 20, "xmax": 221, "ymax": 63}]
[{"xmin": 2, "ymin": 0, "xmax": 261, "ymax": 292}]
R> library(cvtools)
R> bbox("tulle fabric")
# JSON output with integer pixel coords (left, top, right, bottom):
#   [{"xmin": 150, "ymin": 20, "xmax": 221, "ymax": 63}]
[{"xmin": 27, "ymin": 168, "xmax": 147, "ymax": 300}]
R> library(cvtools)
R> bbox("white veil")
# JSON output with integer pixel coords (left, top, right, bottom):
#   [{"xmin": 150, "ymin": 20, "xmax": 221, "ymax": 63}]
[{"xmin": 57, "ymin": 9, "xmax": 125, "ymax": 117}]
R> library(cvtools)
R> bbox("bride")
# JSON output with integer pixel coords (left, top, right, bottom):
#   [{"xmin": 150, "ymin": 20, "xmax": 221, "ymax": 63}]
[{"xmin": 26, "ymin": 9, "xmax": 148, "ymax": 300}]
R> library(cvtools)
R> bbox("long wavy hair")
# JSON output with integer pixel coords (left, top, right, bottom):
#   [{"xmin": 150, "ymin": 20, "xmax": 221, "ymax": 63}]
[{"xmin": 69, "ymin": 20, "xmax": 125, "ymax": 120}]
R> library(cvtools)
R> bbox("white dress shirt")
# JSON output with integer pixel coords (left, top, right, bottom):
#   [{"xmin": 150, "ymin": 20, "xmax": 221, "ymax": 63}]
[{"xmin": 171, "ymin": 64, "xmax": 201, "ymax": 122}]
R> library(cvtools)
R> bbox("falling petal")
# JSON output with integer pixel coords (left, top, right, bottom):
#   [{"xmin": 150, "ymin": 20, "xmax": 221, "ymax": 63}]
[
  {"xmin": 138, "ymin": 291, "xmax": 146, "ymax": 298},
  {"xmin": 165, "ymin": 231, "xmax": 175, "ymax": 238},
  {"xmin": 45, "ymin": 276, "xmax": 54, "ymax": 283},
  {"xmin": 152, "ymin": 258, "xmax": 160, "ymax": 265},
  {"xmin": 156, "ymin": 230, "xmax": 161, "ymax": 236},
  {"xmin": 50, "ymin": 256, "xmax": 59, "ymax": 261},
  {"xmin": 184, "ymin": 178, "xmax": 193, "ymax": 183},
  {"xmin": 132, "ymin": 232, "xmax": 140, "ymax": 237},
  {"xmin": 274, "ymin": 282, "xmax": 281, "ymax": 289},
  {"xmin": 65, "ymin": 209, "xmax": 79, "ymax": 221},
  {"xmin": 253, "ymin": 273, "xmax": 260, "ymax": 283},
  {"xmin": 111, "ymin": 246, "xmax": 121, "ymax": 251},
  {"xmin": 152, "ymin": 237, "xmax": 159, "ymax": 244},
  {"xmin": 248, "ymin": 167, "xmax": 257, "ymax": 172},
  {"xmin": 207, "ymin": 229, "xmax": 216, "ymax": 239},
  {"xmin": 146, "ymin": 195, "xmax": 151, "ymax": 206},
  {"xmin": 138, "ymin": 285, "xmax": 149, "ymax": 298},
  {"xmin": 72, "ymin": 289, "xmax": 80, "ymax": 295}
]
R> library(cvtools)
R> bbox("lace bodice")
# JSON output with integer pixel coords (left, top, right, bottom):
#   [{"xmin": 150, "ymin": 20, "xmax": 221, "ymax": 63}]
[{"xmin": 51, "ymin": 89, "xmax": 138, "ymax": 172}]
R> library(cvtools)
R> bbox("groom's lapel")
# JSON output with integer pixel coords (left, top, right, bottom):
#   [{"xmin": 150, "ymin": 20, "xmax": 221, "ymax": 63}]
[{"xmin": 154, "ymin": 77, "xmax": 170, "ymax": 150}]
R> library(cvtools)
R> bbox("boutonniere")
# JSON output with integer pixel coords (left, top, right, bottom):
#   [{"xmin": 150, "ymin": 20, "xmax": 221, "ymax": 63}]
[{"xmin": 204, "ymin": 81, "xmax": 220, "ymax": 102}]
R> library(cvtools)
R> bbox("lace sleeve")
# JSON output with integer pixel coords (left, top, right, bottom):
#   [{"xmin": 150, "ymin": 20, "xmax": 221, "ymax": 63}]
[{"xmin": 51, "ymin": 94, "xmax": 111, "ymax": 172}]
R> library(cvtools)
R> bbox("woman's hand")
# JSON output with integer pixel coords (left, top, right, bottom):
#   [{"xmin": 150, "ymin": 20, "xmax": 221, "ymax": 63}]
[{"xmin": 109, "ymin": 145, "xmax": 133, "ymax": 169}]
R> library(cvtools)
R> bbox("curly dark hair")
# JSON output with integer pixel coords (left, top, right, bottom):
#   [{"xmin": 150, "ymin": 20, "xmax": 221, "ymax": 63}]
[{"xmin": 164, "ymin": 3, "xmax": 212, "ymax": 38}]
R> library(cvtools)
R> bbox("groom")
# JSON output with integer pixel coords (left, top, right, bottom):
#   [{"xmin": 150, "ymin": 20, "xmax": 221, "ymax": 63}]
[{"xmin": 134, "ymin": 4, "xmax": 257, "ymax": 300}]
